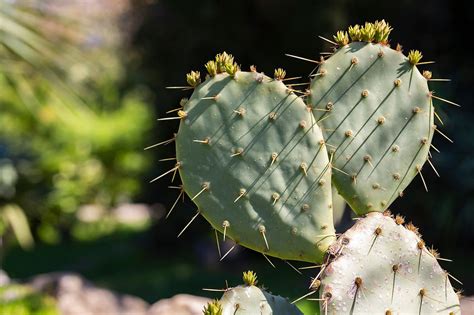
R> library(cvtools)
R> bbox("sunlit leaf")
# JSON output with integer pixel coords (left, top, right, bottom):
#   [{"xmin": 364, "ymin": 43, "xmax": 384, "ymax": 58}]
[{"xmin": 1, "ymin": 204, "xmax": 34, "ymax": 249}]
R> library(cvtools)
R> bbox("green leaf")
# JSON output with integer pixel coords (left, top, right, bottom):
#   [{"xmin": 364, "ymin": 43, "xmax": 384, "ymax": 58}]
[{"xmin": 1, "ymin": 204, "xmax": 34, "ymax": 249}]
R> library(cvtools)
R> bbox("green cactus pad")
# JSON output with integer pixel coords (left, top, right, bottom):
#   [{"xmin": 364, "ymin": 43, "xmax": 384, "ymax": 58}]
[
  {"xmin": 175, "ymin": 64, "xmax": 335, "ymax": 263},
  {"xmin": 309, "ymin": 42, "xmax": 434, "ymax": 215},
  {"xmin": 319, "ymin": 212, "xmax": 460, "ymax": 314},
  {"xmin": 217, "ymin": 272, "xmax": 302, "ymax": 315}
]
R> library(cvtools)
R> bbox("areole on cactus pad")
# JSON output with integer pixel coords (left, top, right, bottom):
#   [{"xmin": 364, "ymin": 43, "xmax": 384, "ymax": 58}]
[
  {"xmin": 168, "ymin": 53, "xmax": 335, "ymax": 263},
  {"xmin": 309, "ymin": 21, "xmax": 437, "ymax": 215}
]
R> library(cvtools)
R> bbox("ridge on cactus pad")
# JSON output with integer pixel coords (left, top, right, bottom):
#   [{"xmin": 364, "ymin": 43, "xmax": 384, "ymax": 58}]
[
  {"xmin": 309, "ymin": 23, "xmax": 435, "ymax": 215},
  {"xmin": 319, "ymin": 212, "xmax": 460, "ymax": 314},
  {"xmin": 210, "ymin": 271, "xmax": 303, "ymax": 315},
  {"xmin": 171, "ymin": 53, "xmax": 335, "ymax": 263}
]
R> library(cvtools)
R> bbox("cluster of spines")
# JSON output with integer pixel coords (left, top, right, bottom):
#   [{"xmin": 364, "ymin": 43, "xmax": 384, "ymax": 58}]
[
  {"xmin": 331, "ymin": 21, "xmax": 430, "ymax": 68},
  {"xmin": 408, "ymin": 50, "xmax": 423, "ymax": 65},
  {"xmin": 333, "ymin": 20, "xmax": 392, "ymax": 46},
  {"xmin": 202, "ymin": 300, "xmax": 223, "ymax": 315},
  {"xmin": 186, "ymin": 52, "xmax": 240, "ymax": 87},
  {"xmin": 204, "ymin": 52, "xmax": 239, "ymax": 77},
  {"xmin": 186, "ymin": 70, "xmax": 201, "ymax": 87},
  {"xmin": 242, "ymin": 270, "xmax": 258, "ymax": 286}
]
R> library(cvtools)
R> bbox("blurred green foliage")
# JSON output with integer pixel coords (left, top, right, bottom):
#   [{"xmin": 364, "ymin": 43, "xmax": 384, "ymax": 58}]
[
  {"xmin": 0, "ymin": 204, "xmax": 34, "ymax": 249},
  {"xmin": 0, "ymin": 284, "xmax": 58, "ymax": 315},
  {"xmin": 71, "ymin": 216, "xmax": 151, "ymax": 242},
  {"xmin": 0, "ymin": 2, "xmax": 153, "ymax": 244}
]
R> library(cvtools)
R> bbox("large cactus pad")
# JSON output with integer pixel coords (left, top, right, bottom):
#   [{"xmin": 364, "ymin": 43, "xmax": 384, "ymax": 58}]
[
  {"xmin": 175, "ymin": 56, "xmax": 335, "ymax": 263},
  {"xmin": 310, "ymin": 40, "xmax": 434, "ymax": 215},
  {"xmin": 319, "ymin": 212, "xmax": 460, "ymax": 314}
]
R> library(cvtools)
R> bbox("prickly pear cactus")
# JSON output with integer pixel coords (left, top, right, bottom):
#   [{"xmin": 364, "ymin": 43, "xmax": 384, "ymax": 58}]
[
  {"xmin": 319, "ymin": 212, "xmax": 460, "ymax": 314},
  {"xmin": 204, "ymin": 271, "xmax": 303, "ymax": 315},
  {"xmin": 309, "ymin": 21, "xmax": 435, "ymax": 215},
  {"xmin": 170, "ymin": 53, "xmax": 335, "ymax": 263}
]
